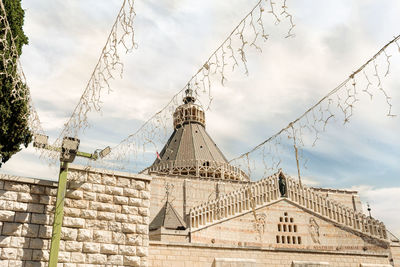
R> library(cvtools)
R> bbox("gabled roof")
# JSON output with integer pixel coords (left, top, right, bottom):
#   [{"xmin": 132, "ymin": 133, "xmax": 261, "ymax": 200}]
[{"xmin": 149, "ymin": 201, "xmax": 187, "ymax": 231}]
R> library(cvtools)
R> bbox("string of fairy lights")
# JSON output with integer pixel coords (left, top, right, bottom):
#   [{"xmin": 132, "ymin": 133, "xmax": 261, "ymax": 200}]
[
  {"xmin": 229, "ymin": 34, "xmax": 400, "ymax": 182},
  {"xmin": 1, "ymin": 0, "xmax": 399, "ymax": 185},
  {"xmin": 97, "ymin": 0, "xmax": 296, "ymax": 171}
]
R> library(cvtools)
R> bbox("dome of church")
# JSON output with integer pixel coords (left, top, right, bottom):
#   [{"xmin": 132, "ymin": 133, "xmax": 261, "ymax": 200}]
[{"xmin": 145, "ymin": 87, "xmax": 248, "ymax": 181}]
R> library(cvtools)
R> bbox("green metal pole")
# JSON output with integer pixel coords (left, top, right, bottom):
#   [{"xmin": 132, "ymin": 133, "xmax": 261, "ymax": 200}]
[{"xmin": 48, "ymin": 161, "xmax": 69, "ymax": 267}]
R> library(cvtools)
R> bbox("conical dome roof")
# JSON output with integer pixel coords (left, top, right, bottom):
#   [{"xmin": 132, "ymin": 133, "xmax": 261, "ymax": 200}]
[{"xmin": 146, "ymin": 88, "xmax": 248, "ymax": 181}]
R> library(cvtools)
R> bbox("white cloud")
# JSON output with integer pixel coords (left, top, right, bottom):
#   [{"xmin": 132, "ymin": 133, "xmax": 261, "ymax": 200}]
[
  {"xmin": 349, "ymin": 185, "xmax": 400, "ymax": 238},
  {"xmin": 1, "ymin": 0, "xmax": 398, "ymax": 236}
]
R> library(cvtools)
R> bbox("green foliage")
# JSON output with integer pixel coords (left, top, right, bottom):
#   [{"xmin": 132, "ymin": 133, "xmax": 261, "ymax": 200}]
[{"xmin": 0, "ymin": 0, "xmax": 32, "ymax": 167}]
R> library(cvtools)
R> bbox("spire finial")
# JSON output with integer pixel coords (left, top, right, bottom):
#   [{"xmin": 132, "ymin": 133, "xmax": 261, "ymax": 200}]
[{"xmin": 183, "ymin": 83, "xmax": 195, "ymax": 104}]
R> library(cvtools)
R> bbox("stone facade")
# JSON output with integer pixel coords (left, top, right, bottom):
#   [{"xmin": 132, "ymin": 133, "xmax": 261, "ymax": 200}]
[
  {"xmin": 149, "ymin": 175, "xmax": 246, "ymax": 223},
  {"xmin": 0, "ymin": 164, "xmax": 151, "ymax": 267},
  {"xmin": 148, "ymin": 241, "xmax": 391, "ymax": 267},
  {"xmin": 1, "ymin": 165, "xmax": 399, "ymax": 266}
]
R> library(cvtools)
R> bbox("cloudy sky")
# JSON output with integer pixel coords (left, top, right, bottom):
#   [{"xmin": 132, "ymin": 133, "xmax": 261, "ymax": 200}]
[{"xmin": 1, "ymin": 0, "xmax": 399, "ymax": 236}]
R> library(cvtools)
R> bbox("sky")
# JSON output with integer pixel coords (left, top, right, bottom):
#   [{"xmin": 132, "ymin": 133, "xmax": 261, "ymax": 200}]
[{"xmin": 1, "ymin": 0, "xmax": 399, "ymax": 236}]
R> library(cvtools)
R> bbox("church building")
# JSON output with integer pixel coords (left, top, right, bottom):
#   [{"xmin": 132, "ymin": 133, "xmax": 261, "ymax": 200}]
[{"xmin": 142, "ymin": 88, "xmax": 400, "ymax": 266}]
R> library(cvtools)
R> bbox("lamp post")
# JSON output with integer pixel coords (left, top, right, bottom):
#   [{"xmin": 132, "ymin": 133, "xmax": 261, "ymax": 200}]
[{"xmin": 33, "ymin": 134, "xmax": 111, "ymax": 267}]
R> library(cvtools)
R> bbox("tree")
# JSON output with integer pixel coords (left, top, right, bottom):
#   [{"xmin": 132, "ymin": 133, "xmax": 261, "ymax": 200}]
[{"xmin": 0, "ymin": 0, "xmax": 31, "ymax": 167}]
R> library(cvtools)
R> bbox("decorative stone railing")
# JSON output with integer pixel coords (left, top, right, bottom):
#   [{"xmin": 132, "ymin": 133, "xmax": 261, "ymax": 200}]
[
  {"xmin": 146, "ymin": 159, "xmax": 249, "ymax": 181},
  {"xmin": 189, "ymin": 172, "xmax": 388, "ymax": 241},
  {"xmin": 285, "ymin": 176, "xmax": 387, "ymax": 240},
  {"xmin": 189, "ymin": 172, "xmax": 280, "ymax": 229}
]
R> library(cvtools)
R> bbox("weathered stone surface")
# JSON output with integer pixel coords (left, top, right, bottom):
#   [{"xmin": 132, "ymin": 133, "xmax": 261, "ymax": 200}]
[
  {"xmin": 14, "ymin": 212, "xmax": 30, "ymax": 223},
  {"xmin": 138, "ymin": 207, "xmax": 149, "ymax": 217},
  {"xmin": 31, "ymin": 214, "xmax": 49, "ymax": 225},
  {"xmin": 12, "ymin": 202, "xmax": 28, "ymax": 212},
  {"xmin": 4, "ymin": 182, "xmax": 30, "ymax": 193},
  {"xmin": 126, "ymin": 234, "xmax": 140, "ymax": 245},
  {"xmin": 63, "ymin": 217, "xmax": 85, "ymax": 228},
  {"xmin": 1, "ymin": 247, "xmax": 18, "ymax": 259},
  {"xmin": 102, "ymin": 175, "xmax": 116, "ymax": 186},
  {"xmin": 80, "ymin": 209, "xmax": 96, "ymax": 219},
  {"xmin": 91, "ymin": 184, "xmax": 105, "ymax": 193},
  {"xmin": 124, "ymin": 255, "xmax": 140, "ymax": 267},
  {"xmin": 29, "ymin": 238, "xmax": 46, "ymax": 249},
  {"xmin": 93, "ymin": 230, "xmax": 112, "ymax": 243},
  {"xmin": 64, "ymin": 207, "xmax": 81, "ymax": 217},
  {"xmin": 30, "ymin": 185, "xmax": 45, "ymax": 195},
  {"xmin": 82, "ymin": 191, "xmax": 96, "ymax": 201},
  {"xmin": 32, "ymin": 249, "xmax": 49, "ymax": 261},
  {"xmin": 26, "ymin": 203, "xmax": 44, "ymax": 213},
  {"xmin": 115, "ymin": 213, "xmax": 129, "ymax": 222},
  {"xmin": 18, "ymin": 192, "xmax": 39, "ymax": 203},
  {"xmin": 135, "ymin": 181, "xmax": 146, "ymax": 190},
  {"xmin": 87, "ymin": 173, "xmax": 101, "ymax": 184},
  {"xmin": 0, "ymin": 236, "xmax": 12, "ymax": 247},
  {"xmin": 124, "ymin": 188, "xmax": 139, "ymax": 198},
  {"xmin": 108, "ymin": 222, "xmax": 122, "ymax": 232},
  {"xmin": 140, "ymin": 191, "xmax": 150, "ymax": 200},
  {"xmin": 129, "ymin": 198, "xmax": 142, "ymax": 207},
  {"xmin": 97, "ymin": 193, "xmax": 113, "ymax": 203},
  {"xmin": 105, "ymin": 186, "xmax": 123, "ymax": 195},
  {"xmin": 119, "ymin": 245, "xmax": 136, "ymax": 255},
  {"xmin": 66, "ymin": 190, "xmax": 83, "ymax": 200},
  {"xmin": 127, "ymin": 215, "xmax": 142, "ymax": 224},
  {"xmin": 82, "ymin": 242, "xmax": 100, "ymax": 253},
  {"xmin": 77, "ymin": 229, "xmax": 92, "ymax": 242},
  {"xmin": 38, "ymin": 225, "xmax": 52, "ymax": 239},
  {"xmin": 0, "ymin": 190, "xmax": 18, "ymax": 201},
  {"xmin": 100, "ymin": 243, "xmax": 118, "ymax": 254},
  {"xmin": 87, "ymin": 253, "xmax": 107, "ymax": 264},
  {"xmin": 39, "ymin": 195, "xmax": 50, "ymax": 205},
  {"xmin": 65, "ymin": 199, "xmax": 88, "ymax": 209},
  {"xmin": 65, "ymin": 241, "xmax": 82, "ymax": 252},
  {"xmin": 136, "ymin": 246, "xmax": 148, "ymax": 257},
  {"xmin": 112, "ymin": 232, "xmax": 126, "ymax": 245},
  {"xmin": 61, "ymin": 227, "xmax": 78, "ymax": 241},
  {"xmin": 2, "ymin": 223, "xmax": 22, "ymax": 236},
  {"xmin": 21, "ymin": 224, "xmax": 39, "ymax": 237},
  {"xmin": 117, "ymin": 177, "xmax": 131, "ymax": 187},
  {"xmin": 0, "ymin": 210, "xmax": 15, "ymax": 221},
  {"xmin": 136, "ymin": 224, "xmax": 148, "ymax": 235},
  {"xmin": 114, "ymin": 196, "xmax": 129, "ymax": 205},
  {"xmin": 122, "ymin": 205, "xmax": 138, "ymax": 215},
  {"xmin": 122, "ymin": 223, "xmax": 136, "ymax": 233},
  {"xmin": 70, "ymin": 252, "xmax": 85, "ymax": 263},
  {"xmin": 108, "ymin": 254, "xmax": 123, "ymax": 265}
]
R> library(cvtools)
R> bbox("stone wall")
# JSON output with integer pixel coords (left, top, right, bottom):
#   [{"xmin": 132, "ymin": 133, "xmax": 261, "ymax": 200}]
[
  {"xmin": 312, "ymin": 188, "xmax": 363, "ymax": 212},
  {"xmin": 148, "ymin": 241, "xmax": 391, "ymax": 267},
  {"xmin": 191, "ymin": 200, "xmax": 388, "ymax": 253},
  {"xmin": 150, "ymin": 176, "xmax": 246, "ymax": 223},
  {"xmin": 0, "ymin": 164, "xmax": 151, "ymax": 267}
]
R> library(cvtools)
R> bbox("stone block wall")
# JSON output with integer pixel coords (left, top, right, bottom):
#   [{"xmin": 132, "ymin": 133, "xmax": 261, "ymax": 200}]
[
  {"xmin": 150, "ymin": 176, "xmax": 245, "ymax": 223},
  {"xmin": 0, "ymin": 164, "xmax": 151, "ymax": 267},
  {"xmin": 149, "ymin": 242, "xmax": 391, "ymax": 267},
  {"xmin": 191, "ymin": 200, "xmax": 388, "ymax": 253}
]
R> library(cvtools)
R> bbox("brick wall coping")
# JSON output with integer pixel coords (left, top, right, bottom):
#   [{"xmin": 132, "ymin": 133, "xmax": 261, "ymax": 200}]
[
  {"xmin": 311, "ymin": 187, "xmax": 358, "ymax": 195},
  {"xmin": 0, "ymin": 164, "xmax": 152, "ymax": 186},
  {"xmin": 0, "ymin": 173, "xmax": 58, "ymax": 187},
  {"xmin": 69, "ymin": 164, "xmax": 152, "ymax": 182},
  {"xmin": 149, "ymin": 241, "xmax": 390, "ymax": 258}
]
